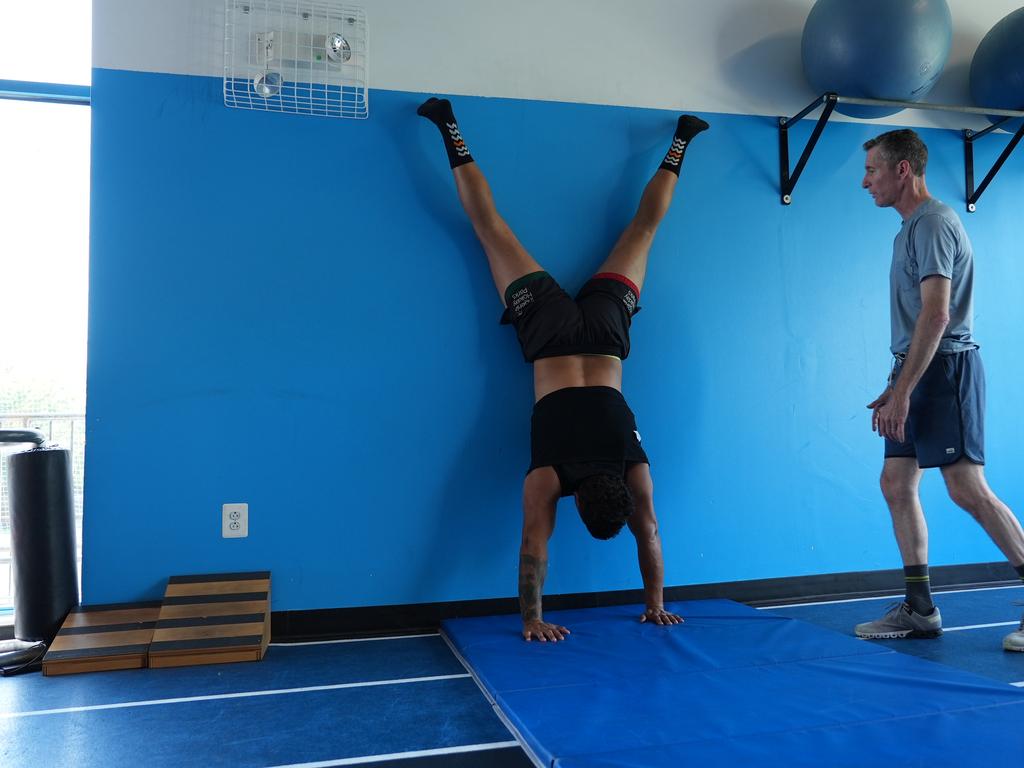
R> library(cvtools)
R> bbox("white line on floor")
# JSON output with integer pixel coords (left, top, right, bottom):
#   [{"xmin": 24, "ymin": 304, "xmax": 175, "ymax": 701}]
[
  {"xmin": 943, "ymin": 621, "xmax": 1020, "ymax": 632},
  {"xmin": 271, "ymin": 633, "xmax": 439, "ymax": 647},
  {"xmin": 441, "ymin": 631, "xmax": 544, "ymax": 768},
  {"xmin": 264, "ymin": 741, "xmax": 521, "ymax": 767},
  {"xmin": 1012, "ymin": 681, "xmax": 1024, "ymax": 688},
  {"xmin": 0, "ymin": 673, "xmax": 470, "ymax": 719},
  {"xmin": 757, "ymin": 584, "xmax": 1022, "ymax": 609},
  {"xmin": 851, "ymin": 618, "xmax": 1019, "ymax": 638}
]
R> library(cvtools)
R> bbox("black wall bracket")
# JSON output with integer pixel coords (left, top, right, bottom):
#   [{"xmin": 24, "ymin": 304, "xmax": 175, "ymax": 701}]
[
  {"xmin": 779, "ymin": 93, "xmax": 838, "ymax": 206},
  {"xmin": 964, "ymin": 119, "xmax": 1024, "ymax": 213},
  {"xmin": 779, "ymin": 93, "xmax": 1024, "ymax": 212}
]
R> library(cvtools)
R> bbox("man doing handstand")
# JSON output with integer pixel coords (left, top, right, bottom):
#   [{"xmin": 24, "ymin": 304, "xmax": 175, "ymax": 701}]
[{"xmin": 418, "ymin": 97, "xmax": 707, "ymax": 641}]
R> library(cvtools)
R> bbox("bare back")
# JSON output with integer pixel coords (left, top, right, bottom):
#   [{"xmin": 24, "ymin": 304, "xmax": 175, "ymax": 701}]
[{"xmin": 534, "ymin": 354, "xmax": 622, "ymax": 401}]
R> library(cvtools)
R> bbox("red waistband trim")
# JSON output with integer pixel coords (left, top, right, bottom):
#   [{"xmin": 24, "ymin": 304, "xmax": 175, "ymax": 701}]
[{"xmin": 593, "ymin": 272, "xmax": 640, "ymax": 297}]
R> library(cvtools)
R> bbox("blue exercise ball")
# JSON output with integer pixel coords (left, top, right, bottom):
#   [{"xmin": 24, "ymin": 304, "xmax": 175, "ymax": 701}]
[
  {"xmin": 970, "ymin": 8, "xmax": 1024, "ymax": 132},
  {"xmin": 801, "ymin": 0, "xmax": 953, "ymax": 118}
]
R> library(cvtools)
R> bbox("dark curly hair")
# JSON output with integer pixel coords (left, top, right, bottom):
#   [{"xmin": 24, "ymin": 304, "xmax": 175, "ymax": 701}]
[{"xmin": 576, "ymin": 473, "xmax": 634, "ymax": 540}]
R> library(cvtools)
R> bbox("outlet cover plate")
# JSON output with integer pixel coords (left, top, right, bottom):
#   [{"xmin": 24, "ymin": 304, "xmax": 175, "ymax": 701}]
[{"xmin": 223, "ymin": 503, "xmax": 249, "ymax": 538}]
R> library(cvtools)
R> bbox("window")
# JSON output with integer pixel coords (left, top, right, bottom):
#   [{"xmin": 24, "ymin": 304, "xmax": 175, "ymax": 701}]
[
  {"xmin": 0, "ymin": 3, "xmax": 92, "ymax": 86},
  {"xmin": 0, "ymin": 1, "xmax": 91, "ymax": 621}
]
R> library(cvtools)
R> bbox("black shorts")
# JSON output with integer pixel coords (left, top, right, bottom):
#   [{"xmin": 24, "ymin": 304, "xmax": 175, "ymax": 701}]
[
  {"xmin": 885, "ymin": 348, "xmax": 985, "ymax": 468},
  {"xmin": 499, "ymin": 271, "xmax": 640, "ymax": 362}
]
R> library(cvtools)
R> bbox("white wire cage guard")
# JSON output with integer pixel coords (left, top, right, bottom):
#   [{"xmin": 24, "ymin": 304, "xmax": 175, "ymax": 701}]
[{"xmin": 224, "ymin": 0, "xmax": 368, "ymax": 119}]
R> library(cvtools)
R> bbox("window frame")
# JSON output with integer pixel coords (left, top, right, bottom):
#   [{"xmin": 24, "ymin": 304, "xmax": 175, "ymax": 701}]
[{"xmin": 0, "ymin": 79, "xmax": 90, "ymax": 106}]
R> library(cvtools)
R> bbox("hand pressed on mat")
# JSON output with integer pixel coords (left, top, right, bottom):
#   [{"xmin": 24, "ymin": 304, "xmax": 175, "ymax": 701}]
[
  {"xmin": 640, "ymin": 606, "xmax": 683, "ymax": 625},
  {"xmin": 522, "ymin": 619, "xmax": 571, "ymax": 642}
]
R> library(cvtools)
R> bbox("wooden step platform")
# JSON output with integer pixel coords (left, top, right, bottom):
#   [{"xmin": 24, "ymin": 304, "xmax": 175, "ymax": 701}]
[
  {"xmin": 148, "ymin": 571, "xmax": 271, "ymax": 669},
  {"xmin": 42, "ymin": 601, "xmax": 163, "ymax": 676}
]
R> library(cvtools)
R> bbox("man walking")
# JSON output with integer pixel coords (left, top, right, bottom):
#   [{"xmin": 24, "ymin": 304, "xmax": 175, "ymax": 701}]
[{"xmin": 855, "ymin": 129, "xmax": 1024, "ymax": 652}]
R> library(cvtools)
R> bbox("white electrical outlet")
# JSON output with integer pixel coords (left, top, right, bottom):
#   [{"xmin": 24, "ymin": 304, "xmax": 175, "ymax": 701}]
[{"xmin": 222, "ymin": 503, "xmax": 249, "ymax": 538}]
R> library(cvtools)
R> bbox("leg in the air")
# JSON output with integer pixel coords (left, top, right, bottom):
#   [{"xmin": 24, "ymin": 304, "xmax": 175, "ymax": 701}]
[
  {"xmin": 595, "ymin": 115, "xmax": 708, "ymax": 293},
  {"xmin": 418, "ymin": 97, "xmax": 543, "ymax": 304}
]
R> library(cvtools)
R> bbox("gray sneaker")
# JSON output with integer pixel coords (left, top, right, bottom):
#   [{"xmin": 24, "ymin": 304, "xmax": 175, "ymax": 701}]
[
  {"xmin": 1003, "ymin": 614, "xmax": 1024, "ymax": 652},
  {"xmin": 854, "ymin": 602, "xmax": 943, "ymax": 639}
]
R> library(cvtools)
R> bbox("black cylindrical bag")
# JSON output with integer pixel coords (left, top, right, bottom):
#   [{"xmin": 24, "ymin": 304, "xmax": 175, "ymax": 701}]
[{"xmin": 8, "ymin": 447, "xmax": 79, "ymax": 642}]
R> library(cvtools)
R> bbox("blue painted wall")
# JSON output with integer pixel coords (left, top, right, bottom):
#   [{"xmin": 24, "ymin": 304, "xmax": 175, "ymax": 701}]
[{"xmin": 84, "ymin": 68, "xmax": 1024, "ymax": 609}]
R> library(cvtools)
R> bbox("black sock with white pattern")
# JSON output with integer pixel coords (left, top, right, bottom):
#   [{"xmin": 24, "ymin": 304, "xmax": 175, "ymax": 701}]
[
  {"xmin": 659, "ymin": 115, "xmax": 709, "ymax": 175},
  {"xmin": 417, "ymin": 97, "xmax": 474, "ymax": 169}
]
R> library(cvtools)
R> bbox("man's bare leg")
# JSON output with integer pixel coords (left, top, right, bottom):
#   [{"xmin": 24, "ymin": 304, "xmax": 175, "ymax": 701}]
[
  {"xmin": 881, "ymin": 457, "xmax": 929, "ymax": 566},
  {"xmin": 940, "ymin": 461, "xmax": 1024, "ymax": 650},
  {"xmin": 418, "ymin": 97, "xmax": 542, "ymax": 302},
  {"xmin": 878, "ymin": 456, "xmax": 938, "ymax": 615},
  {"xmin": 596, "ymin": 170, "xmax": 677, "ymax": 293},
  {"xmin": 595, "ymin": 115, "xmax": 709, "ymax": 292},
  {"xmin": 940, "ymin": 460, "xmax": 1024, "ymax": 567},
  {"xmin": 853, "ymin": 457, "xmax": 943, "ymax": 638},
  {"xmin": 453, "ymin": 164, "xmax": 543, "ymax": 302}
]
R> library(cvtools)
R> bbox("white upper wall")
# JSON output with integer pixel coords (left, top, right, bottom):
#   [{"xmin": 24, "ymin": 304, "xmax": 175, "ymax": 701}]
[{"xmin": 93, "ymin": 0, "xmax": 1021, "ymax": 129}]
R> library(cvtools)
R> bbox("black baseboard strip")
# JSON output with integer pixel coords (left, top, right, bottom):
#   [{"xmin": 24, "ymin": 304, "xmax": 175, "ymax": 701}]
[
  {"xmin": 3, "ymin": 562, "xmax": 1015, "ymax": 644},
  {"xmin": 271, "ymin": 561, "xmax": 1020, "ymax": 642}
]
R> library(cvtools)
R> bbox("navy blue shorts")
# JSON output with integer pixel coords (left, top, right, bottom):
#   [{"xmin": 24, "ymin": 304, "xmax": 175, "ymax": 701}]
[
  {"xmin": 885, "ymin": 348, "xmax": 985, "ymax": 468},
  {"xmin": 499, "ymin": 271, "xmax": 640, "ymax": 362}
]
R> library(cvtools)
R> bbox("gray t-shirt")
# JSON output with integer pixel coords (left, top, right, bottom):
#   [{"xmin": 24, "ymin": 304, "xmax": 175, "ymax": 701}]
[{"xmin": 889, "ymin": 198, "xmax": 978, "ymax": 356}]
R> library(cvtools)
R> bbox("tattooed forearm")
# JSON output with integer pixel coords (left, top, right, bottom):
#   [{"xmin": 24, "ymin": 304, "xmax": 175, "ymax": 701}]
[{"xmin": 519, "ymin": 553, "xmax": 547, "ymax": 622}]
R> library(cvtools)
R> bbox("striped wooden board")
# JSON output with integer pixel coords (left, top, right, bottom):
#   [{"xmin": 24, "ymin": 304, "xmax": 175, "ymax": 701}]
[
  {"xmin": 42, "ymin": 601, "xmax": 163, "ymax": 676},
  {"xmin": 148, "ymin": 571, "xmax": 271, "ymax": 668}
]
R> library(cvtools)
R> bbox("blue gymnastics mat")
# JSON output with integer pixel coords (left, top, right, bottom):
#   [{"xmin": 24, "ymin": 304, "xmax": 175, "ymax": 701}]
[{"xmin": 442, "ymin": 600, "xmax": 1024, "ymax": 767}]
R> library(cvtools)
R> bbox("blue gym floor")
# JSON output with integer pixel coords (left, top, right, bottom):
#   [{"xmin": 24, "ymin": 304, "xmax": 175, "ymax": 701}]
[
  {"xmin": 763, "ymin": 584, "xmax": 1024, "ymax": 687},
  {"xmin": 1, "ymin": 585, "xmax": 1021, "ymax": 768}
]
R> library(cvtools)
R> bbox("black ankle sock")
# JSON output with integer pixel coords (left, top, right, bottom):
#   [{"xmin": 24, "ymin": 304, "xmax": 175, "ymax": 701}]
[
  {"xmin": 417, "ymin": 97, "xmax": 474, "ymax": 169},
  {"xmin": 1015, "ymin": 563, "xmax": 1024, "ymax": 583},
  {"xmin": 659, "ymin": 114, "xmax": 709, "ymax": 175},
  {"xmin": 904, "ymin": 565, "xmax": 934, "ymax": 615}
]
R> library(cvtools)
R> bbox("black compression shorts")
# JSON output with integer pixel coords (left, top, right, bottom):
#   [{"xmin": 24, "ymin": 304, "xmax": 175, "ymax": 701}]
[{"xmin": 499, "ymin": 271, "xmax": 640, "ymax": 362}]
